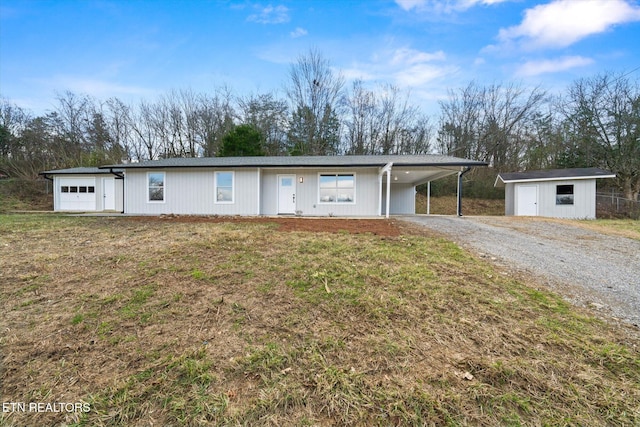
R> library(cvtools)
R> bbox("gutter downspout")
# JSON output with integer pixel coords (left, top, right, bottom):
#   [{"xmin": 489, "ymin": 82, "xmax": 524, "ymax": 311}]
[
  {"xmin": 457, "ymin": 167, "xmax": 472, "ymax": 217},
  {"xmin": 107, "ymin": 168, "xmax": 125, "ymax": 214}
]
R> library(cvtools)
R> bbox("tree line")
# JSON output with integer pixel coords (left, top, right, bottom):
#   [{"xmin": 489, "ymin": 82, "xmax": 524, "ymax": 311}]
[{"xmin": 1, "ymin": 49, "xmax": 638, "ymax": 200}]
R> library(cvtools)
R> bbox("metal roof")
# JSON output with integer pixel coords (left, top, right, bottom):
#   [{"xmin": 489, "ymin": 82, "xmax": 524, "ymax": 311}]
[
  {"xmin": 495, "ymin": 167, "xmax": 615, "ymax": 186},
  {"xmin": 100, "ymin": 155, "xmax": 488, "ymax": 169}
]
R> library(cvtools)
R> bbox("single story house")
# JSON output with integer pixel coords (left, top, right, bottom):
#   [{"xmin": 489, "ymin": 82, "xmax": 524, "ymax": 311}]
[
  {"xmin": 494, "ymin": 167, "xmax": 615, "ymax": 219},
  {"xmin": 42, "ymin": 155, "xmax": 487, "ymax": 217},
  {"xmin": 40, "ymin": 167, "xmax": 124, "ymax": 212}
]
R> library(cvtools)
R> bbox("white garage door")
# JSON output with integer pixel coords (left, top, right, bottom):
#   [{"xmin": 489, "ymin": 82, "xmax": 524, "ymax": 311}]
[{"xmin": 59, "ymin": 178, "xmax": 97, "ymax": 211}]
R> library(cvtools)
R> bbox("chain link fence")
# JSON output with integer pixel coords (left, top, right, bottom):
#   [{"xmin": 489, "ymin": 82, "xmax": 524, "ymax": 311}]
[{"xmin": 596, "ymin": 192, "xmax": 640, "ymax": 219}]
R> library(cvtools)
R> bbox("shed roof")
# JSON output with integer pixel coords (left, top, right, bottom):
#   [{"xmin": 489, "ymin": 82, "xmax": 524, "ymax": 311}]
[
  {"xmin": 495, "ymin": 168, "xmax": 615, "ymax": 187},
  {"xmin": 100, "ymin": 154, "xmax": 487, "ymax": 170}
]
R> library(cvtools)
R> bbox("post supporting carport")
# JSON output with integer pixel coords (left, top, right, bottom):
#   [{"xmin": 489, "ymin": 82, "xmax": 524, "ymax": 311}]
[
  {"xmin": 380, "ymin": 162, "xmax": 393, "ymax": 218},
  {"xmin": 457, "ymin": 167, "xmax": 472, "ymax": 216}
]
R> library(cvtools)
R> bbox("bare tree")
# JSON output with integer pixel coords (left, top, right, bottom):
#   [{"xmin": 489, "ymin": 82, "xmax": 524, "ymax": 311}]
[
  {"xmin": 286, "ymin": 48, "xmax": 344, "ymax": 155},
  {"xmin": 238, "ymin": 92, "xmax": 289, "ymax": 155},
  {"xmin": 437, "ymin": 81, "xmax": 547, "ymax": 169},
  {"xmin": 559, "ymin": 73, "xmax": 640, "ymax": 200}
]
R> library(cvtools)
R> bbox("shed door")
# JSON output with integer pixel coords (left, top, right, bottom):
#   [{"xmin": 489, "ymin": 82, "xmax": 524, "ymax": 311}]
[
  {"xmin": 59, "ymin": 178, "xmax": 96, "ymax": 211},
  {"xmin": 103, "ymin": 177, "xmax": 115, "ymax": 210},
  {"xmin": 277, "ymin": 175, "xmax": 296, "ymax": 214},
  {"xmin": 517, "ymin": 185, "xmax": 538, "ymax": 216}
]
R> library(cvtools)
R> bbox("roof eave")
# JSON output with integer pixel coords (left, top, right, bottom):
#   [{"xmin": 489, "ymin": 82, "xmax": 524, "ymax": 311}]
[{"xmin": 499, "ymin": 174, "xmax": 616, "ymax": 184}]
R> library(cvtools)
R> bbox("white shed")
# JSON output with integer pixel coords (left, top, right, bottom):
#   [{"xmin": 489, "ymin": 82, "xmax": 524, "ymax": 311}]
[
  {"xmin": 40, "ymin": 167, "xmax": 124, "ymax": 212},
  {"xmin": 495, "ymin": 168, "xmax": 615, "ymax": 219}
]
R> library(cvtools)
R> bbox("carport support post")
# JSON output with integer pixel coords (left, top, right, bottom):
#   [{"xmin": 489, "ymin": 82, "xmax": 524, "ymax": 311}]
[
  {"xmin": 380, "ymin": 162, "xmax": 393, "ymax": 218},
  {"xmin": 457, "ymin": 167, "xmax": 471, "ymax": 216},
  {"xmin": 427, "ymin": 181, "xmax": 431, "ymax": 215},
  {"xmin": 386, "ymin": 168, "xmax": 391, "ymax": 218}
]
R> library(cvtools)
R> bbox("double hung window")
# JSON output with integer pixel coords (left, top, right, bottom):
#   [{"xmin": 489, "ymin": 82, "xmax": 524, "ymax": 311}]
[
  {"xmin": 215, "ymin": 172, "xmax": 234, "ymax": 203},
  {"xmin": 148, "ymin": 172, "xmax": 165, "ymax": 202}
]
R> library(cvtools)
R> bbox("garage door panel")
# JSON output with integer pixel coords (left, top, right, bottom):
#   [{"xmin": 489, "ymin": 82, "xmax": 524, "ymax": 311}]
[{"xmin": 59, "ymin": 178, "xmax": 96, "ymax": 211}]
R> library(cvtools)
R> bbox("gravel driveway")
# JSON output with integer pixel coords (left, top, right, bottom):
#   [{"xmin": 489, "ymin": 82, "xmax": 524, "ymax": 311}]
[{"xmin": 400, "ymin": 215, "xmax": 640, "ymax": 328}]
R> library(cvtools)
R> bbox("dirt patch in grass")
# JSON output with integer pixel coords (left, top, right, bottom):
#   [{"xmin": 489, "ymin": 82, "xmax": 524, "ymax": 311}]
[
  {"xmin": 1, "ymin": 215, "xmax": 639, "ymax": 426},
  {"xmin": 126, "ymin": 215, "xmax": 402, "ymax": 236}
]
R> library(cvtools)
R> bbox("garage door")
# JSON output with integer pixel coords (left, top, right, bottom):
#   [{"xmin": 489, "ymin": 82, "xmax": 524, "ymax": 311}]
[{"xmin": 59, "ymin": 178, "xmax": 96, "ymax": 211}]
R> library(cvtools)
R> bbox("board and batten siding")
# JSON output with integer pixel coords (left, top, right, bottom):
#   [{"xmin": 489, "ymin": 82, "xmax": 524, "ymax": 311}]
[
  {"xmin": 508, "ymin": 179, "xmax": 597, "ymax": 219},
  {"xmin": 504, "ymin": 183, "xmax": 515, "ymax": 216},
  {"xmin": 260, "ymin": 168, "xmax": 381, "ymax": 216},
  {"xmin": 124, "ymin": 168, "xmax": 259, "ymax": 215},
  {"xmin": 537, "ymin": 179, "xmax": 596, "ymax": 219},
  {"xmin": 382, "ymin": 183, "xmax": 415, "ymax": 215}
]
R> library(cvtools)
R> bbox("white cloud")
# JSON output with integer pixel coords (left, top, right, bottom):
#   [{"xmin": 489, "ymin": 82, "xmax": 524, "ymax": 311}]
[
  {"xmin": 516, "ymin": 56, "xmax": 594, "ymax": 77},
  {"xmin": 41, "ymin": 75, "xmax": 156, "ymax": 98},
  {"xmin": 395, "ymin": 0, "xmax": 511, "ymax": 13},
  {"xmin": 247, "ymin": 4, "xmax": 289, "ymax": 24},
  {"xmin": 391, "ymin": 48, "xmax": 446, "ymax": 65},
  {"xmin": 395, "ymin": 62, "xmax": 455, "ymax": 86},
  {"xmin": 499, "ymin": 0, "xmax": 640, "ymax": 50},
  {"xmin": 342, "ymin": 47, "xmax": 456, "ymax": 88},
  {"xmin": 290, "ymin": 27, "xmax": 307, "ymax": 38}
]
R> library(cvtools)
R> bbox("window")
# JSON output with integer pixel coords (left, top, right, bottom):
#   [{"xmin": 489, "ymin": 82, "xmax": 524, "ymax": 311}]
[
  {"xmin": 61, "ymin": 186, "xmax": 69, "ymax": 193},
  {"xmin": 148, "ymin": 172, "xmax": 165, "ymax": 202},
  {"xmin": 319, "ymin": 173, "xmax": 355, "ymax": 203},
  {"xmin": 79, "ymin": 186, "xmax": 87, "ymax": 193},
  {"xmin": 69, "ymin": 186, "xmax": 78, "ymax": 193},
  {"xmin": 215, "ymin": 171, "xmax": 234, "ymax": 203},
  {"xmin": 88, "ymin": 186, "xmax": 95, "ymax": 193},
  {"xmin": 556, "ymin": 184, "xmax": 574, "ymax": 205}
]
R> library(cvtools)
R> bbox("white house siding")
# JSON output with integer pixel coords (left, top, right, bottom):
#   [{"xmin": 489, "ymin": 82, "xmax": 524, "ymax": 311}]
[
  {"xmin": 508, "ymin": 179, "xmax": 596, "ymax": 219},
  {"xmin": 536, "ymin": 179, "xmax": 596, "ymax": 219},
  {"xmin": 53, "ymin": 174, "xmax": 123, "ymax": 212},
  {"xmin": 124, "ymin": 168, "xmax": 259, "ymax": 215},
  {"xmin": 114, "ymin": 178, "xmax": 124, "ymax": 212},
  {"xmin": 504, "ymin": 183, "xmax": 515, "ymax": 216},
  {"xmin": 382, "ymin": 183, "xmax": 415, "ymax": 215},
  {"xmin": 261, "ymin": 168, "xmax": 380, "ymax": 216}
]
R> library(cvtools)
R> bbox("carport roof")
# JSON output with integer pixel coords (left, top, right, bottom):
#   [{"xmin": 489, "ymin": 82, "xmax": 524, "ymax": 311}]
[{"xmin": 495, "ymin": 168, "xmax": 615, "ymax": 187}]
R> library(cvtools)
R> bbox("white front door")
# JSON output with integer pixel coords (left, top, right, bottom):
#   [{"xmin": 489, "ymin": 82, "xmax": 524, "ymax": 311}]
[
  {"xmin": 278, "ymin": 175, "xmax": 296, "ymax": 214},
  {"xmin": 517, "ymin": 185, "xmax": 538, "ymax": 216},
  {"xmin": 103, "ymin": 177, "xmax": 115, "ymax": 210}
]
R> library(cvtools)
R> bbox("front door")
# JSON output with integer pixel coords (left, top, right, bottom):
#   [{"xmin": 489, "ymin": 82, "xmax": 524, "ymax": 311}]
[
  {"xmin": 103, "ymin": 177, "xmax": 115, "ymax": 210},
  {"xmin": 278, "ymin": 175, "xmax": 296, "ymax": 214},
  {"xmin": 517, "ymin": 185, "xmax": 538, "ymax": 216}
]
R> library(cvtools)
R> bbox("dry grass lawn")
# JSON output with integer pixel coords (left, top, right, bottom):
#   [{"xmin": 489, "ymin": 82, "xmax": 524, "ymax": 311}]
[{"xmin": 1, "ymin": 214, "xmax": 639, "ymax": 426}]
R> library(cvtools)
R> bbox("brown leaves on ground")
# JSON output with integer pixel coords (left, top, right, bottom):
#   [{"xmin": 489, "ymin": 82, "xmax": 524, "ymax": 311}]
[{"xmin": 1, "ymin": 215, "xmax": 639, "ymax": 426}]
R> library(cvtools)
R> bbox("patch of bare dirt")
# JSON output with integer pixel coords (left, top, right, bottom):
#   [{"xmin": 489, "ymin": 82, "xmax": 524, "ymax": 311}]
[{"xmin": 126, "ymin": 215, "xmax": 402, "ymax": 236}]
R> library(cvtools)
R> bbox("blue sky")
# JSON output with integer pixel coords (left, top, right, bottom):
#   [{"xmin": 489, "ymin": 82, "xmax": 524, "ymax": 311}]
[{"xmin": 2, "ymin": 0, "xmax": 640, "ymax": 117}]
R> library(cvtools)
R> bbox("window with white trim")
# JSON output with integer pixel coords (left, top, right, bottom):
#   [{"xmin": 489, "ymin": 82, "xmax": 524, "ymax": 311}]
[
  {"xmin": 148, "ymin": 172, "xmax": 165, "ymax": 202},
  {"xmin": 215, "ymin": 171, "xmax": 234, "ymax": 203},
  {"xmin": 319, "ymin": 173, "xmax": 355, "ymax": 203}
]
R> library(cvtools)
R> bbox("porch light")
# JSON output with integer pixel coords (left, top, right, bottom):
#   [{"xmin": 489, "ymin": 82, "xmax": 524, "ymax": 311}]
[{"xmin": 299, "ymin": 177, "xmax": 304, "ymax": 183}]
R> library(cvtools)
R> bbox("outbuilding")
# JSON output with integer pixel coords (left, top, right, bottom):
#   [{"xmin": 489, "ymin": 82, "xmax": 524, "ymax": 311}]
[
  {"xmin": 40, "ymin": 167, "xmax": 124, "ymax": 212},
  {"xmin": 495, "ymin": 168, "xmax": 615, "ymax": 219}
]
